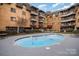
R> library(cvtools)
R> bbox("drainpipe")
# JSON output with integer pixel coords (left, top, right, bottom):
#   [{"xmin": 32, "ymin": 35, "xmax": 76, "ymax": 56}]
[{"xmin": 74, "ymin": 26, "xmax": 77, "ymax": 31}]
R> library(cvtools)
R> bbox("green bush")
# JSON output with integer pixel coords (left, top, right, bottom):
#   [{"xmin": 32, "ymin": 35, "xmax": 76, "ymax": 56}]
[{"xmin": 73, "ymin": 30, "xmax": 79, "ymax": 34}]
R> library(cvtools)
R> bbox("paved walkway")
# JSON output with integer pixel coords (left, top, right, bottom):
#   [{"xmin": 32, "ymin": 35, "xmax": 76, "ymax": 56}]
[{"xmin": 0, "ymin": 33, "xmax": 79, "ymax": 56}]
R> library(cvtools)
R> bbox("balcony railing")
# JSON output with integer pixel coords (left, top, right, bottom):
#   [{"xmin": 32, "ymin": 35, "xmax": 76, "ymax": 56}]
[
  {"xmin": 39, "ymin": 13, "xmax": 45, "ymax": 18},
  {"xmin": 39, "ymin": 14, "xmax": 44, "ymax": 17},
  {"xmin": 39, "ymin": 20, "xmax": 43, "ymax": 23},
  {"xmin": 61, "ymin": 11, "xmax": 75, "ymax": 17},
  {"xmin": 30, "ymin": 23, "xmax": 36, "ymax": 25},
  {"xmin": 31, "ymin": 11, "xmax": 38, "ymax": 16},
  {"xmin": 31, "ymin": 18, "xmax": 37, "ymax": 22},
  {"xmin": 61, "ymin": 18, "xmax": 75, "ymax": 22},
  {"xmin": 39, "ymin": 19, "xmax": 44, "ymax": 22},
  {"xmin": 16, "ymin": 3, "xmax": 23, "ymax": 8},
  {"xmin": 61, "ymin": 23, "xmax": 75, "ymax": 27}
]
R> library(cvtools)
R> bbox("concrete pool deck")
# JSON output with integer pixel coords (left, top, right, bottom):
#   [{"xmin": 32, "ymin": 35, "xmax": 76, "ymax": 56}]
[{"xmin": 0, "ymin": 33, "xmax": 79, "ymax": 56}]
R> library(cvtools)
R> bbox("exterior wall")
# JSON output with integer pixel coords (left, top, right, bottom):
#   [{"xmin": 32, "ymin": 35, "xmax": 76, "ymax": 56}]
[
  {"xmin": 44, "ymin": 14, "xmax": 60, "ymax": 32},
  {"xmin": 52, "ymin": 14, "xmax": 61, "ymax": 32},
  {"xmin": 43, "ymin": 16, "xmax": 47, "ymax": 28},
  {"xmin": 75, "ymin": 6, "xmax": 79, "ymax": 29},
  {"xmin": 46, "ymin": 15, "xmax": 53, "ymax": 29},
  {"xmin": 17, "ymin": 7, "xmax": 31, "ymax": 27},
  {"xmin": 47, "ymin": 16, "xmax": 52, "ymax": 26},
  {"xmin": 0, "ymin": 3, "xmax": 79, "ymax": 33},
  {"xmin": 0, "ymin": 4, "xmax": 18, "ymax": 31},
  {"xmin": 0, "ymin": 3, "xmax": 31, "ymax": 32}
]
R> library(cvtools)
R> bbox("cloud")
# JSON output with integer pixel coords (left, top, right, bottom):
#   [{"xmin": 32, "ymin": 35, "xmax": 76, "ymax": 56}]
[
  {"xmin": 63, "ymin": 3, "xmax": 74, "ymax": 8},
  {"xmin": 58, "ymin": 3, "xmax": 75, "ymax": 10},
  {"xmin": 38, "ymin": 4, "xmax": 48, "ymax": 12},
  {"xmin": 52, "ymin": 3, "xmax": 75, "ymax": 12},
  {"xmin": 38, "ymin": 4, "xmax": 47, "ymax": 8},
  {"xmin": 52, "ymin": 3, "xmax": 61, "ymax": 8}
]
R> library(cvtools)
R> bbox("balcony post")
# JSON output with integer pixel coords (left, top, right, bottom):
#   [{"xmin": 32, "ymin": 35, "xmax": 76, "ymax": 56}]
[
  {"xmin": 74, "ymin": 26, "xmax": 77, "ymax": 31},
  {"xmin": 17, "ymin": 26, "xmax": 19, "ymax": 33}
]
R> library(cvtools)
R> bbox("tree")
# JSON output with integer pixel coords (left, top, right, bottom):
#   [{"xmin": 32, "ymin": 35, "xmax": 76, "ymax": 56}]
[{"xmin": 16, "ymin": 16, "xmax": 27, "ymax": 33}]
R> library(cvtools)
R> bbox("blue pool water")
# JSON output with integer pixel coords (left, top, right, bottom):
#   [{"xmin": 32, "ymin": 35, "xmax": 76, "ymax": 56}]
[{"xmin": 15, "ymin": 34, "xmax": 64, "ymax": 48}]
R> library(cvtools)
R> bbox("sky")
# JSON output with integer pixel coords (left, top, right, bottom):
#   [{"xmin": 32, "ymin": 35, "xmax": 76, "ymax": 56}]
[{"xmin": 30, "ymin": 3, "xmax": 75, "ymax": 12}]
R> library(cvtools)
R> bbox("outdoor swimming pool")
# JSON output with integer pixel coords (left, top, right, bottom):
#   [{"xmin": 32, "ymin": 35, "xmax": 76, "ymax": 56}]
[{"xmin": 15, "ymin": 34, "xmax": 64, "ymax": 48}]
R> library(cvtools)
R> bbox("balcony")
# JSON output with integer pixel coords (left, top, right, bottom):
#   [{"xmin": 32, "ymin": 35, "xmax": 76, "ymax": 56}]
[
  {"xmin": 26, "ymin": 7, "xmax": 31, "ymax": 11},
  {"xmin": 30, "ymin": 23, "xmax": 36, "ymax": 25},
  {"xmin": 61, "ymin": 23, "xmax": 75, "ymax": 27},
  {"xmin": 39, "ymin": 10, "xmax": 45, "ymax": 17},
  {"xmin": 31, "ymin": 11, "xmax": 38, "ymax": 16},
  {"xmin": 39, "ymin": 20, "xmax": 43, "ymax": 23},
  {"xmin": 60, "ymin": 11, "xmax": 75, "ymax": 17},
  {"xmin": 39, "ymin": 13, "xmax": 45, "ymax": 18},
  {"xmin": 16, "ymin": 3, "xmax": 23, "ymax": 8},
  {"xmin": 61, "ymin": 18, "xmax": 75, "ymax": 22},
  {"xmin": 30, "ymin": 22, "xmax": 37, "ymax": 28},
  {"xmin": 30, "ymin": 6, "xmax": 38, "ymax": 16},
  {"xmin": 23, "ymin": 3, "xmax": 31, "ymax": 11},
  {"xmin": 31, "ymin": 18, "xmax": 37, "ymax": 22},
  {"xmin": 39, "ymin": 19, "xmax": 44, "ymax": 23}
]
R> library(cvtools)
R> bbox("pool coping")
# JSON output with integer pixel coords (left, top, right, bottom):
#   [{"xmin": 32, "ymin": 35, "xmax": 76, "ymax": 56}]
[{"xmin": 15, "ymin": 33, "xmax": 63, "ymax": 41}]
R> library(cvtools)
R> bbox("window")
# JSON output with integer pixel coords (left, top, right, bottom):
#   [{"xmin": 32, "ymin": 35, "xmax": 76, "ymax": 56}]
[
  {"xmin": 22, "ymin": 11, "xmax": 26, "ymax": 15},
  {"xmin": 11, "ymin": 17, "xmax": 16, "ymax": 21},
  {"xmin": 11, "ymin": 8, "xmax": 16, "ymax": 13}
]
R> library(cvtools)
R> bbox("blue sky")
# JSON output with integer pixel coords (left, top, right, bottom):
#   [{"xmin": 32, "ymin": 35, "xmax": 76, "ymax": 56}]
[{"xmin": 30, "ymin": 3, "xmax": 75, "ymax": 12}]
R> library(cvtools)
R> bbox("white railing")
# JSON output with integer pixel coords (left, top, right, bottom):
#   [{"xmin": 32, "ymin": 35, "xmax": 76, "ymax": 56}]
[
  {"xmin": 61, "ymin": 23, "xmax": 75, "ymax": 26},
  {"xmin": 39, "ymin": 13, "xmax": 45, "ymax": 18},
  {"xmin": 31, "ymin": 11, "xmax": 38, "ymax": 15},
  {"xmin": 61, "ymin": 19, "xmax": 75, "ymax": 22},
  {"xmin": 31, "ymin": 19, "xmax": 37, "ymax": 21},
  {"xmin": 61, "ymin": 11, "xmax": 75, "ymax": 17}
]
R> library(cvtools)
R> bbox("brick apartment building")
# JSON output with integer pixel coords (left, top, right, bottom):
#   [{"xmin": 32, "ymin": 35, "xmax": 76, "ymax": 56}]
[
  {"xmin": 0, "ymin": 3, "xmax": 79, "ymax": 33},
  {"xmin": 51, "ymin": 3, "xmax": 79, "ymax": 32},
  {"xmin": 0, "ymin": 3, "xmax": 46, "ymax": 33}
]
